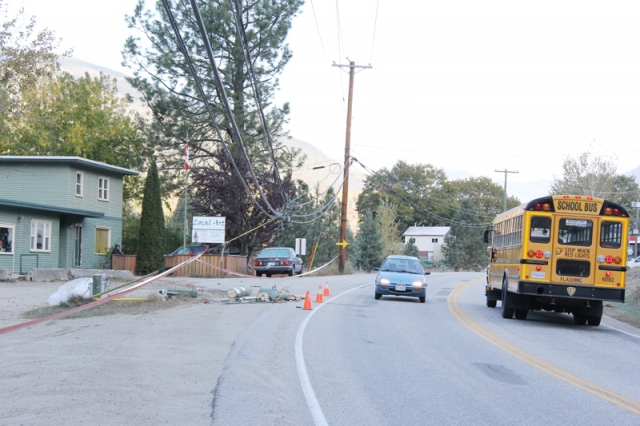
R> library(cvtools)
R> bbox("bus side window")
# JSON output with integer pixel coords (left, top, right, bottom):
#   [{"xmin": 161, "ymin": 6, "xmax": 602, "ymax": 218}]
[{"xmin": 530, "ymin": 216, "xmax": 551, "ymax": 243}]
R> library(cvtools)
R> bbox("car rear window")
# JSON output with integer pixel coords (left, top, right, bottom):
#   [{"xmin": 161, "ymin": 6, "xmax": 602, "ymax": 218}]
[{"xmin": 259, "ymin": 248, "xmax": 290, "ymax": 257}]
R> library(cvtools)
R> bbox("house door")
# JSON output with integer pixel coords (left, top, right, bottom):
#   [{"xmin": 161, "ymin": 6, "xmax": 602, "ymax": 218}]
[{"xmin": 74, "ymin": 224, "xmax": 82, "ymax": 268}]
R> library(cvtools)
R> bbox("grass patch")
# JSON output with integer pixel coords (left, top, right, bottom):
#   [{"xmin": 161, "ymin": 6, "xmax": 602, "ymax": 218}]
[
  {"xmin": 604, "ymin": 288, "xmax": 640, "ymax": 328},
  {"xmin": 22, "ymin": 293, "xmax": 201, "ymax": 320}
]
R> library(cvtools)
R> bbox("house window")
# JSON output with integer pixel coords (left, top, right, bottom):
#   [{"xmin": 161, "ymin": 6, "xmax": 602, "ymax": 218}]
[
  {"xmin": 95, "ymin": 227, "xmax": 111, "ymax": 254},
  {"xmin": 30, "ymin": 220, "xmax": 51, "ymax": 252},
  {"xmin": 0, "ymin": 224, "xmax": 14, "ymax": 254},
  {"xmin": 76, "ymin": 172, "xmax": 83, "ymax": 197},
  {"xmin": 98, "ymin": 177, "xmax": 109, "ymax": 201},
  {"xmin": 432, "ymin": 238, "xmax": 438, "ymax": 243}
]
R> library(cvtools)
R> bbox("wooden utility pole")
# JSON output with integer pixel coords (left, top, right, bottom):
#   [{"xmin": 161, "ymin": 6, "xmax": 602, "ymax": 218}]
[
  {"xmin": 333, "ymin": 61, "xmax": 371, "ymax": 273},
  {"xmin": 495, "ymin": 169, "xmax": 518, "ymax": 212}
]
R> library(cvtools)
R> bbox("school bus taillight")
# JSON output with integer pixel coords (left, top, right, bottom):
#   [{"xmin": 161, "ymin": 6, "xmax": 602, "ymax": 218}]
[
  {"xmin": 605, "ymin": 255, "xmax": 613, "ymax": 264},
  {"xmin": 604, "ymin": 207, "xmax": 621, "ymax": 216},
  {"xmin": 614, "ymin": 256, "xmax": 622, "ymax": 264},
  {"xmin": 533, "ymin": 203, "xmax": 552, "ymax": 211}
]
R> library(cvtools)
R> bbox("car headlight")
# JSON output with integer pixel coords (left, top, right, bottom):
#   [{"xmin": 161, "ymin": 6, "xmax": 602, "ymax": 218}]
[
  {"xmin": 378, "ymin": 278, "xmax": 390, "ymax": 285},
  {"xmin": 412, "ymin": 281, "xmax": 424, "ymax": 287}
]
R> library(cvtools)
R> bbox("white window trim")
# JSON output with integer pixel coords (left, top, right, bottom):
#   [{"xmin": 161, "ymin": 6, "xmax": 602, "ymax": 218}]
[
  {"xmin": 30, "ymin": 220, "xmax": 52, "ymax": 252},
  {"xmin": 98, "ymin": 176, "xmax": 110, "ymax": 201},
  {"xmin": 0, "ymin": 223, "xmax": 15, "ymax": 255},
  {"xmin": 75, "ymin": 171, "xmax": 84, "ymax": 197},
  {"xmin": 95, "ymin": 227, "xmax": 111, "ymax": 255}
]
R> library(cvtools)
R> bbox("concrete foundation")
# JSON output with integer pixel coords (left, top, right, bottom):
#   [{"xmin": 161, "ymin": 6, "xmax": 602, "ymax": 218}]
[
  {"xmin": 26, "ymin": 268, "xmax": 68, "ymax": 282},
  {"xmin": 0, "ymin": 268, "xmax": 10, "ymax": 280},
  {"xmin": 69, "ymin": 269, "xmax": 135, "ymax": 281}
]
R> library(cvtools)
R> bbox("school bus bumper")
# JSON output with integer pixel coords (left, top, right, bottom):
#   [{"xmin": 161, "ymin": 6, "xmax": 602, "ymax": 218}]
[{"xmin": 517, "ymin": 281, "xmax": 625, "ymax": 303}]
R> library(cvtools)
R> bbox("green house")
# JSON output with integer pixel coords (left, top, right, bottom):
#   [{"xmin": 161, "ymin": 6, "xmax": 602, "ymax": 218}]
[{"xmin": 0, "ymin": 156, "xmax": 138, "ymax": 274}]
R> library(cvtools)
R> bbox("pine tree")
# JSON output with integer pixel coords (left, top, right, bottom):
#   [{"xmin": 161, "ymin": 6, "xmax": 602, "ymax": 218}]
[
  {"xmin": 442, "ymin": 199, "xmax": 487, "ymax": 271},
  {"xmin": 137, "ymin": 161, "xmax": 166, "ymax": 273},
  {"xmin": 403, "ymin": 237, "xmax": 420, "ymax": 258},
  {"xmin": 354, "ymin": 211, "xmax": 383, "ymax": 272}
]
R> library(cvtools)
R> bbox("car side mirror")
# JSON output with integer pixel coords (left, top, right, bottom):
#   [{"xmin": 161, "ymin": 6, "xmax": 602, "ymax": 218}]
[
  {"xmin": 424, "ymin": 271, "xmax": 431, "ymax": 275},
  {"xmin": 373, "ymin": 267, "xmax": 380, "ymax": 271}
]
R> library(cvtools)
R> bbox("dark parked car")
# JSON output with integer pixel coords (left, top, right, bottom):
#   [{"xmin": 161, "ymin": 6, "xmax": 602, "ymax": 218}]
[
  {"xmin": 374, "ymin": 255, "xmax": 430, "ymax": 303},
  {"xmin": 254, "ymin": 247, "xmax": 303, "ymax": 277},
  {"xmin": 165, "ymin": 245, "xmax": 208, "ymax": 256}
]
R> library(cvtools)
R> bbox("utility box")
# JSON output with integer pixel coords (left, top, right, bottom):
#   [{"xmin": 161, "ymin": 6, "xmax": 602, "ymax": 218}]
[{"xmin": 92, "ymin": 274, "xmax": 105, "ymax": 296}]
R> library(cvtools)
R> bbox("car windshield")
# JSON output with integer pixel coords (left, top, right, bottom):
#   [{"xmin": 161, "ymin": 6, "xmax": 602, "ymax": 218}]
[
  {"xmin": 258, "ymin": 248, "xmax": 290, "ymax": 257},
  {"xmin": 381, "ymin": 259, "xmax": 423, "ymax": 274}
]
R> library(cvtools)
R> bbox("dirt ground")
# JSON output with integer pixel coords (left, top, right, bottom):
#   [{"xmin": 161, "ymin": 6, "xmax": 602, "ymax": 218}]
[{"xmin": 0, "ymin": 273, "xmax": 339, "ymax": 425}]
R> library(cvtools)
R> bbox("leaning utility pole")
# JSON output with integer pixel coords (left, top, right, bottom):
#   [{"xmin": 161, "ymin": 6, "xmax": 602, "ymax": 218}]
[
  {"xmin": 333, "ymin": 60, "xmax": 371, "ymax": 273},
  {"xmin": 495, "ymin": 168, "xmax": 518, "ymax": 212}
]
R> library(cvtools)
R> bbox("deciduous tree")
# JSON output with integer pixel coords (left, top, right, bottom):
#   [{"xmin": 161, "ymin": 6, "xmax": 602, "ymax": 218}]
[
  {"xmin": 376, "ymin": 198, "xmax": 403, "ymax": 257},
  {"xmin": 550, "ymin": 152, "xmax": 618, "ymax": 197},
  {"xmin": 356, "ymin": 161, "xmax": 454, "ymax": 232}
]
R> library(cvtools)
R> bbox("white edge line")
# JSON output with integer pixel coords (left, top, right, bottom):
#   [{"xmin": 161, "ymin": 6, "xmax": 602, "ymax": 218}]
[
  {"xmin": 601, "ymin": 323, "xmax": 640, "ymax": 339},
  {"xmin": 295, "ymin": 282, "xmax": 372, "ymax": 426}
]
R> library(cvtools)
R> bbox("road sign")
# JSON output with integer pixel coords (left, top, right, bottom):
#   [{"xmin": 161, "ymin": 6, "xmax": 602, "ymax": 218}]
[{"xmin": 295, "ymin": 238, "xmax": 307, "ymax": 255}]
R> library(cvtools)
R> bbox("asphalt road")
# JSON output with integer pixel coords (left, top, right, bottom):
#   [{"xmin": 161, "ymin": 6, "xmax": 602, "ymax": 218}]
[{"xmin": 212, "ymin": 272, "xmax": 640, "ymax": 425}]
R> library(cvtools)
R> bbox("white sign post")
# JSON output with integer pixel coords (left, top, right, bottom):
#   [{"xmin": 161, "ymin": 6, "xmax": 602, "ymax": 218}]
[
  {"xmin": 192, "ymin": 216, "xmax": 226, "ymax": 244},
  {"xmin": 295, "ymin": 238, "xmax": 307, "ymax": 255}
]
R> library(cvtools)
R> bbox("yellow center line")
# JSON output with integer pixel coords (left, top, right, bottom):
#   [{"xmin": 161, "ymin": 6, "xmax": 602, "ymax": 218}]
[{"xmin": 447, "ymin": 279, "xmax": 640, "ymax": 415}]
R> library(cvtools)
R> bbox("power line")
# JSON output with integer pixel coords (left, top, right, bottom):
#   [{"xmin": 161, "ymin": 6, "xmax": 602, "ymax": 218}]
[
  {"xmin": 354, "ymin": 158, "xmax": 493, "ymax": 228},
  {"xmin": 309, "ymin": 0, "xmax": 331, "ymax": 62},
  {"xmin": 368, "ymin": 0, "xmax": 380, "ymax": 63},
  {"xmin": 161, "ymin": 0, "xmax": 280, "ymax": 219},
  {"xmin": 188, "ymin": 0, "xmax": 284, "ymax": 218},
  {"xmin": 230, "ymin": 0, "xmax": 288, "ymax": 205}
]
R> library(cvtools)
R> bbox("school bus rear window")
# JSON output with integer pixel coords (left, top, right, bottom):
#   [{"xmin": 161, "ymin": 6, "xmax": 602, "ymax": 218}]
[
  {"xmin": 558, "ymin": 219, "xmax": 592, "ymax": 246},
  {"xmin": 530, "ymin": 216, "xmax": 551, "ymax": 243},
  {"xmin": 600, "ymin": 221, "xmax": 622, "ymax": 249}
]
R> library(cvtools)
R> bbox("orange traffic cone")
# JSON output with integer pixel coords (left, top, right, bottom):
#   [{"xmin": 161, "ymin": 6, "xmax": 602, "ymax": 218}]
[
  {"xmin": 315, "ymin": 290, "xmax": 324, "ymax": 303},
  {"xmin": 323, "ymin": 281, "xmax": 331, "ymax": 297},
  {"xmin": 303, "ymin": 291, "xmax": 312, "ymax": 310}
]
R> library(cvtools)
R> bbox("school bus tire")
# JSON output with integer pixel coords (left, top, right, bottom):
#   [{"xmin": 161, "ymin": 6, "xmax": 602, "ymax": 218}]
[
  {"xmin": 587, "ymin": 315, "xmax": 601, "ymax": 326},
  {"xmin": 515, "ymin": 309, "xmax": 528, "ymax": 320},
  {"xmin": 501, "ymin": 278, "xmax": 514, "ymax": 319},
  {"xmin": 573, "ymin": 314, "xmax": 587, "ymax": 325},
  {"xmin": 486, "ymin": 299, "xmax": 497, "ymax": 308}
]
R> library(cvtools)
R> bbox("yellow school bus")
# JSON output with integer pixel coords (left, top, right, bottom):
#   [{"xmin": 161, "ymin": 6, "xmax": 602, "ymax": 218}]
[{"xmin": 485, "ymin": 195, "xmax": 629, "ymax": 326}]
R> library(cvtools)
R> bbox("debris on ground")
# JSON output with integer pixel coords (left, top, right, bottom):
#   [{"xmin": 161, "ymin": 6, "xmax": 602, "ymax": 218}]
[{"xmin": 47, "ymin": 278, "xmax": 93, "ymax": 306}]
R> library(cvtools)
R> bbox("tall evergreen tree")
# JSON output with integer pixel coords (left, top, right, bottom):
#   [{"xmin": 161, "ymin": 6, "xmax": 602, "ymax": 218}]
[
  {"xmin": 137, "ymin": 161, "xmax": 166, "ymax": 273},
  {"xmin": 403, "ymin": 237, "xmax": 420, "ymax": 258},
  {"xmin": 354, "ymin": 210, "xmax": 383, "ymax": 272},
  {"xmin": 123, "ymin": 0, "xmax": 305, "ymax": 256},
  {"xmin": 442, "ymin": 199, "xmax": 487, "ymax": 271}
]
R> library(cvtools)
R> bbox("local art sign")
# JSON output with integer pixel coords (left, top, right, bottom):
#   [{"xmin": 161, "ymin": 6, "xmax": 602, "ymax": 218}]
[{"xmin": 192, "ymin": 216, "xmax": 226, "ymax": 244}]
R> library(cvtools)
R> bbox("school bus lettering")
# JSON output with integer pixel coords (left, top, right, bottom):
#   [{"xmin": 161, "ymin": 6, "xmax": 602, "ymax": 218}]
[
  {"xmin": 560, "ymin": 277, "xmax": 582, "ymax": 284},
  {"xmin": 602, "ymin": 276, "xmax": 615, "ymax": 283},
  {"xmin": 556, "ymin": 200, "xmax": 599, "ymax": 213},
  {"xmin": 576, "ymin": 249, "xmax": 590, "ymax": 259}
]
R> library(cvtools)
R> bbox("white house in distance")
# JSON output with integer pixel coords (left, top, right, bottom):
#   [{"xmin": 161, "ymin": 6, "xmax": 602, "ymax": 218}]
[{"xmin": 402, "ymin": 226, "xmax": 451, "ymax": 261}]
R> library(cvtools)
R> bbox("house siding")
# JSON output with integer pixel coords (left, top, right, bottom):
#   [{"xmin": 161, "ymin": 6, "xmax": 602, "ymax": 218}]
[{"xmin": 0, "ymin": 157, "xmax": 136, "ymax": 274}]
